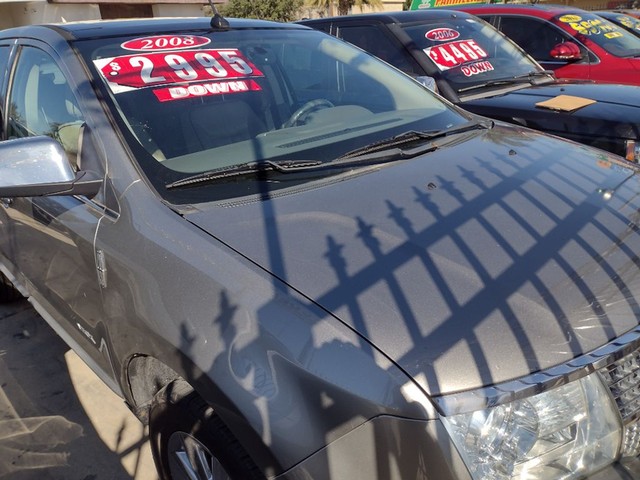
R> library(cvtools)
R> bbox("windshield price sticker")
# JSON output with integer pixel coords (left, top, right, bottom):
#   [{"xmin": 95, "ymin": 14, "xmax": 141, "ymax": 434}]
[
  {"xmin": 559, "ymin": 14, "xmax": 582, "ymax": 23},
  {"xmin": 425, "ymin": 28, "xmax": 460, "ymax": 42},
  {"xmin": 424, "ymin": 39, "xmax": 488, "ymax": 70},
  {"xmin": 461, "ymin": 60, "xmax": 494, "ymax": 76},
  {"xmin": 560, "ymin": 17, "xmax": 620, "ymax": 36},
  {"xmin": 97, "ymin": 49, "xmax": 263, "ymax": 90},
  {"xmin": 153, "ymin": 79, "xmax": 262, "ymax": 102},
  {"xmin": 617, "ymin": 16, "xmax": 640, "ymax": 31},
  {"xmin": 121, "ymin": 35, "xmax": 211, "ymax": 51}
]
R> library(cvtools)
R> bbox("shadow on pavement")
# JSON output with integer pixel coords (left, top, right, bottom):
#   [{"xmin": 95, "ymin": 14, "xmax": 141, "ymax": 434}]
[{"xmin": 0, "ymin": 299, "xmax": 156, "ymax": 480}]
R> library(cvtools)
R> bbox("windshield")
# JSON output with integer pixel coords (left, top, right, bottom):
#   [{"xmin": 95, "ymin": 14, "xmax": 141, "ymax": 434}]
[
  {"xmin": 553, "ymin": 12, "xmax": 640, "ymax": 57},
  {"xmin": 75, "ymin": 27, "xmax": 466, "ymax": 204},
  {"xmin": 598, "ymin": 12, "xmax": 640, "ymax": 36},
  {"xmin": 401, "ymin": 16, "xmax": 544, "ymax": 93}
]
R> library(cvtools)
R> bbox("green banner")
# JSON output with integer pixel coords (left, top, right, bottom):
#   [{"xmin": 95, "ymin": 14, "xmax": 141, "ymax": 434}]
[{"xmin": 410, "ymin": 0, "xmax": 487, "ymax": 8}]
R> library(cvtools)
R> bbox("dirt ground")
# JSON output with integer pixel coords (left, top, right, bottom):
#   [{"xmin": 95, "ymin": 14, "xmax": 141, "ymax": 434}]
[{"xmin": 0, "ymin": 299, "xmax": 158, "ymax": 480}]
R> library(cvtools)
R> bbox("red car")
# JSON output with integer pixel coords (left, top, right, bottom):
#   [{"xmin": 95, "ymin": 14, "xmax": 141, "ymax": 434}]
[{"xmin": 460, "ymin": 4, "xmax": 640, "ymax": 85}]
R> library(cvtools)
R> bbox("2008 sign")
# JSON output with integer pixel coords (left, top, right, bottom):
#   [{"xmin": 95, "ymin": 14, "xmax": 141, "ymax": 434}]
[
  {"xmin": 100, "ymin": 49, "xmax": 263, "ymax": 89},
  {"xmin": 121, "ymin": 35, "xmax": 211, "ymax": 51}
]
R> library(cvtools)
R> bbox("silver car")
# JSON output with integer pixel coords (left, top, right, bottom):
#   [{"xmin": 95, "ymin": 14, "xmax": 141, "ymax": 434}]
[{"xmin": 0, "ymin": 16, "xmax": 639, "ymax": 480}]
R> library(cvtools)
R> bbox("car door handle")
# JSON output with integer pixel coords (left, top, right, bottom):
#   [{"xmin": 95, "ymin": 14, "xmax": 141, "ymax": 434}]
[{"xmin": 0, "ymin": 198, "xmax": 13, "ymax": 208}]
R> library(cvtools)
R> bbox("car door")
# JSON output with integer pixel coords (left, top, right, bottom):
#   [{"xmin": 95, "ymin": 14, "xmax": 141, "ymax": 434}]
[
  {"xmin": 489, "ymin": 15, "xmax": 595, "ymax": 80},
  {"xmin": 2, "ymin": 41, "xmax": 118, "ymax": 387}
]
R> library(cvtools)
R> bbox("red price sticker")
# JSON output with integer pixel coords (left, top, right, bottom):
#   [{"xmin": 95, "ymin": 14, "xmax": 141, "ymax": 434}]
[
  {"xmin": 153, "ymin": 79, "xmax": 262, "ymax": 102},
  {"xmin": 424, "ymin": 39, "xmax": 488, "ymax": 71},
  {"xmin": 96, "ymin": 49, "xmax": 263, "ymax": 90}
]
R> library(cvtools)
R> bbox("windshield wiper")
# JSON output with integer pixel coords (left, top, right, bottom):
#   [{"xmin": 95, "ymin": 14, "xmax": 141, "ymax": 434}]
[
  {"xmin": 458, "ymin": 71, "xmax": 553, "ymax": 93},
  {"xmin": 513, "ymin": 70, "xmax": 555, "ymax": 85},
  {"xmin": 458, "ymin": 79, "xmax": 518, "ymax": 93},
  {"xmin": 336, "ymin": 119, "xmax": 491, "ymax": 160},
  {"xmin": 165, "ymin": 159, "xmax": 323, "ymax": 189},
  {"xmin": 166, "ymin": 120, "xmax": 491, "ymax": 190}
]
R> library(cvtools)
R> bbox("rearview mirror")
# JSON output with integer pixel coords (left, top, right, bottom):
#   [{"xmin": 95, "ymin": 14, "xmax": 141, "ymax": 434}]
[
  {"xmin": 0, "ymin": 136, "xmax": 102, "ymax": 198},
  {"xmin": 550, "ymin": 42, "xmax": 583, "ymax": 61}
]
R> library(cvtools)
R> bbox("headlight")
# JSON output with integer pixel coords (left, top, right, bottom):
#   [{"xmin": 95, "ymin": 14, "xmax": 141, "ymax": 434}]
[
  {"xmin": 441, "ymin": 374, "xmax": 621, "ymax": 479},
  {"xmin": 599, "ymin": 350, "xmax": 640, "ymax": 458}
]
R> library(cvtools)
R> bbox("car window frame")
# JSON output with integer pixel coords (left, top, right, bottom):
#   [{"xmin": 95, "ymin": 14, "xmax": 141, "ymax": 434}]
[{"xmin": 0, "ymin": 41, "xmax": 18, "ymax": 142}]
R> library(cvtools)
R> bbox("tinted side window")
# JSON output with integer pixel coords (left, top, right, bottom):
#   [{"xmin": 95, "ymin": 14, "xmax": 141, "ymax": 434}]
[
  {"xmin": 338, "ymin": 25, "xmax": 423, "ymax": 76},
  {"xmin": 7, "ymin": 46, "xmax": 84, "ymax": 167},
  {"xmin": 497, "ymin": 17, "xmax": 579, "ymax": 62}
]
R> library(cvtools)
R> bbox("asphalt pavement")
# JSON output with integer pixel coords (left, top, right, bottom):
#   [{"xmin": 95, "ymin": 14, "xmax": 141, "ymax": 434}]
[{"xmin": 0, "ymin": 299, "xmax": 157, "ymax": 480}]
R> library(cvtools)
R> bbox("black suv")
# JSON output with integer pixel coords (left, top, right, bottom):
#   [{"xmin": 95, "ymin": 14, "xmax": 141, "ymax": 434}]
[{"xmin": 300, "ymin": 9, "xmax": 640, "ymax": 162}]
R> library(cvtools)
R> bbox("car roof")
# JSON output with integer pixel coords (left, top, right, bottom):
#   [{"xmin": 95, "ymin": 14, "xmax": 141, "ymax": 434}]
[
  {"xmin": 596, "ymin": 10, "xmax": 630, "ymax": 16},
  {"xmin": 458, "ymin": 4, "xmax": 589, "ymax": 18},
  {"xmin": 0, "ymin": 17, "xmax": 309, "ymax": 41},
  {"xmin": 598, "ymin": 9, "xmax": 640, "ymax": 16},
  {"xmin": 614, "ymin": 9, "xmax": 640, "ymax": 17},
  {"xmin": 298, "ymin": 9, "xmax": 476, "ymax": 26}
]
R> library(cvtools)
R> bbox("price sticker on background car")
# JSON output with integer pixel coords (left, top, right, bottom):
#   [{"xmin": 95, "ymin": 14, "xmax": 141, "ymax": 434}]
[
  {"xmin": 95, "ymin": 48, "xmax": 263, "ymax": 91},
  {"xmin": 425, "ymin": 28, "xmax": 460, "ymax": 42},
  {"xmin": 559, "ymin": 14, "xmax": 582, "ymax": 23},
  {"xmin": 424, "ymin": 39, "xmax": 488, "ymax": 70},
  {"xmin": 566, "ymin": 18, "xmax": 620, "ymax": 36}
]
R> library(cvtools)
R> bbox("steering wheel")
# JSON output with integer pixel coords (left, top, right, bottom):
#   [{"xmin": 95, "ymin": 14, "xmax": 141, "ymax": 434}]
[{"xmin": 282, "ymin": 99, "xmax": 334, "ymax": 128}]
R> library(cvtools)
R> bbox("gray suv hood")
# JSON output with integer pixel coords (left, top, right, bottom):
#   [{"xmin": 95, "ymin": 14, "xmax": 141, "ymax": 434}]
[{"xmin": 185, "ymin": 124, "xmax": 640, "ymax": 397}]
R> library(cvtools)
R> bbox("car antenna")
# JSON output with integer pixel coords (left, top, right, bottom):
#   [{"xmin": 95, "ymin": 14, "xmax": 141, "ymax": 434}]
[{"xmin": 208, "ymin": 0, "xmax": 230, "ymax": 30}]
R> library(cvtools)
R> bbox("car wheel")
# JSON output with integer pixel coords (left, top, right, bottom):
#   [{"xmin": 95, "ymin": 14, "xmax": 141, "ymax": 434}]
[
  {"xmin": 149, "ymin": 380, "xmax": 265, "ymax": 480},
  {"xmin": 0, "ymin": 270, "xmax": 22, "ymax": 303}
]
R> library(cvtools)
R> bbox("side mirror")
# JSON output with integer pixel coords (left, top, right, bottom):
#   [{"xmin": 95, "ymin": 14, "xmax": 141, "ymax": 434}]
[
  {"xmin": 549, "ymin": 42, "xmax": 583, "ymax": 61},
  {"xmin": 0, "ymin": 136, "xmax": 102, "ymax": 198},
  {"xmin": 415, "ymin": 75, "xmax": 439, "ymax": 93}
]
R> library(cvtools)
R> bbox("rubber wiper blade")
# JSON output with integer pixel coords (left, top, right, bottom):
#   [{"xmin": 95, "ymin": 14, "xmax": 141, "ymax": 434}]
[
  {"xmin": 167, "ymin": 121, "xmax": 491, "ymax": 190},
  {"xmin": 512, "ymin": 70, "xmax": 555, "ymax": 85},
  {"xmin": 337, "ymin": 120, "xmax": 491, "ymax": 160},
  {"xmin": 458, "ymin": 79, "xmax": 518, "ymax": 93},
  {"xmin": 458, "ymin": 71, "xmax": 550, "ymax": 93},
  {"xmin": 329, "ymin": 142, "xmax": 440, "ymax": 166},
  {"xmin": 166, "ymin": 159, "xmax": 322, "ymax": 189}
]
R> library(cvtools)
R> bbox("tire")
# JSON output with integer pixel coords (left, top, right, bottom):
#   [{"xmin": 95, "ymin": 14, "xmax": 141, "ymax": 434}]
[
  {"xmin": 149, "ymin": 380, "xmax": 265, "ymax": 480},
  {"xmin": 0, "ymin": 270, "xmax": 22, "ymax": 303}
]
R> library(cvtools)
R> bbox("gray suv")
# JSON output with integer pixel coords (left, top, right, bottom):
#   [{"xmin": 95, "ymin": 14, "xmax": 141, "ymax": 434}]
[{"xmin": 0, "ymin": 16, "xmax": 639, "ymax": 480}]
